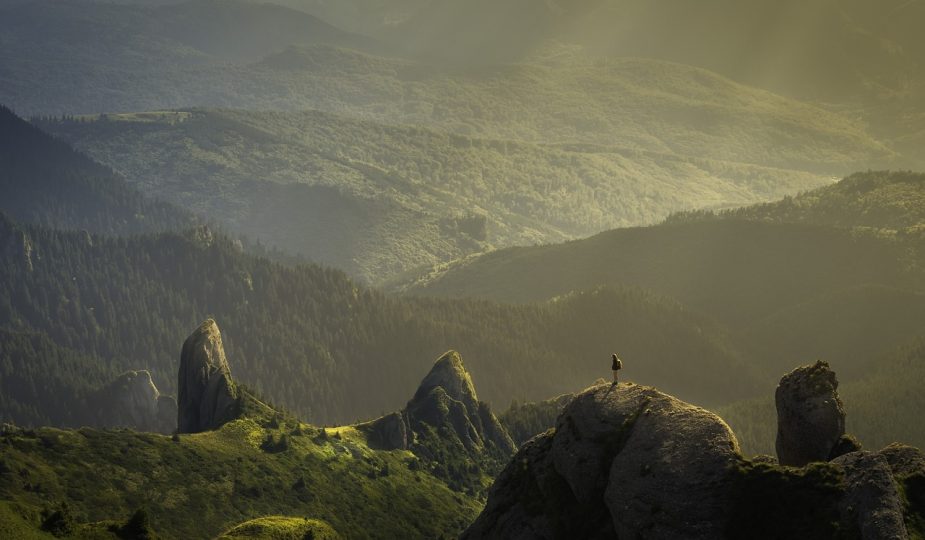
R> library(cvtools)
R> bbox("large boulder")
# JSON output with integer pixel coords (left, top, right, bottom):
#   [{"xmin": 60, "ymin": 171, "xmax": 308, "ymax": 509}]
[
  {"xmin": 466, "ymin": 382, "xmax": 741, "ymax": 540},
  {"xmin": 775, "ymin": 361, "xmax": 846, "ymax": 466},
  {"xmin": 604, "ymin": 390, "xmax": 741, "ymax": 538},
  {"xmin": 177, "ymin": 319, "xmax": 239, "ymax": 433}
]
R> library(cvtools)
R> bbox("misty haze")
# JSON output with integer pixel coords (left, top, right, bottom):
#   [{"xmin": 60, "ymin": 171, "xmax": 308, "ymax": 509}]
[{"xmin": 1, "ymin": 0, "xmax": 924, "ymax": 538}]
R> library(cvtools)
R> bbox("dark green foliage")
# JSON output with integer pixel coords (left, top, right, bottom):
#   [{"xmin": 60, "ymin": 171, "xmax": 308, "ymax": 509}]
[
  {"xmin": 0, "ymin": 329, "xmax": 112, "ymax": 427},
  {"xmin": 727, "ymin": 460, "xmax": 852, "ymax": 540},
  {"xmin": 261, "ymin": 433, "xmax": 291, "ymax": 454},
  {"xmin": 40, "ymin": 503, "xmax": 74, "ymax": 537},
  {"xmin": 500, "ymin": 394, "xmax": 572, "ymax": 445},
  {"xmin": 0, "ymin": 214, "xmax": 757, "ymax": 426},
  {"xmin": 117, "ymin": 508, "xmax": 156, "ymax": 540},
  {"xmin": 0, "ymin": 106, "xmax": 192, "ymax": 236}
]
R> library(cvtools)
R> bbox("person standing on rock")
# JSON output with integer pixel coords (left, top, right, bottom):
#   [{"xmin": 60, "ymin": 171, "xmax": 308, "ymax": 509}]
[{"xmin": 611, "ymin": 353, "xmax": 623, "ymax": 384}]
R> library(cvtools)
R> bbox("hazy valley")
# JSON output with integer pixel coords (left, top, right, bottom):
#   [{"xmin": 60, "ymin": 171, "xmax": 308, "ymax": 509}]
[{"xmin": 2, "ymin": 0, "xmax": 925, "ymax": 537}]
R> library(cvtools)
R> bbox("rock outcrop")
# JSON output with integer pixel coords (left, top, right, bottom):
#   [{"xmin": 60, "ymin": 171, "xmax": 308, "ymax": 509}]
[
  {"xmin": 177, "ymin": 319, "xmax": 239, "ymax": 433},
  {"xmin": 466, "ymin": 364, "xmax": 925, "ymax": 539},
  {"xmin": 464, "ymin": 383, "xmax": 741, "ymax": 539},
  {"xmin": 775, "ymin": 360, "xmax": 846, "ymax": 466},
  {"xmin": 88, "ymin": 370, "xmax": 176, "ymax": 434},
  {"xmin": 833, "ymin": 451, "xmax": 909, "ymax": 539},
  {"xmin": 360, "ymin": 351, "xmax": 515, "ymax": 485}
]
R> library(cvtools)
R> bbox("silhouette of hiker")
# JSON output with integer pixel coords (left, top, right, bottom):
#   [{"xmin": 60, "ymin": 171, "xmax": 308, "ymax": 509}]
[{"xmin": 611, "ymin": 353, "xmax": 622, "ymax": 385}]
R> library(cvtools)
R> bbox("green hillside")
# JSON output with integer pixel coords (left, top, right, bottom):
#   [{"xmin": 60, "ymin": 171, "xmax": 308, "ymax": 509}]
[
  {"xmin": 39, "ymin": 106, "xmax": 836, "ymax": 282},
  {"xmin": 675, "ymin": 170, "xmax": 925, "ymax": 233},
  {"xmin": 0, "ymin": 416, "xmax": 480, "ymax": 538}
]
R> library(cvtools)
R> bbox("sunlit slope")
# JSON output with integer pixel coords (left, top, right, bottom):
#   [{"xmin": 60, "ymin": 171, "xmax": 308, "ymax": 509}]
[
  {"xmin": 247, "ymin": 48, "xmax": 892, "ymax": 172},
  {"xmin": 40, "ymin": 104, "xmax": 837, "ymax": 282},
  {"xmin": 0, "ymin": 418, "xmax": 479, "ymax": 538},
  {"xmin": 703, "ymin": 170, "xmax": 925, "ymax": 232}
]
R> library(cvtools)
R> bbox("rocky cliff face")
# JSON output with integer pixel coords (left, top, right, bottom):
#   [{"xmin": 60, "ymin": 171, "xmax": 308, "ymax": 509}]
[
  {"xmin": 776, "ymin": 360, "xmax": 846, "ymax": 466},
  {"xmin": 464, "ymin": 373, "xmax": 925, "ymax": 539},
  {"xmin": 88, "ymin": 370, "xmax": 176, "ymax": 434},
  {"xmin": 360, "ymin": 351, "xmax": 515, "ymax": 489},
  {"xmin": 177, "ymin": 319, "xmax": 239, "ymax": 434}
]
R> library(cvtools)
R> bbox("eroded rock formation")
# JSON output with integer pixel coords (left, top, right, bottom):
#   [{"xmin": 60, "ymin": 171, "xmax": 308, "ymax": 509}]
[
  {"xmin": 775, "ymin": 361, "xmax": 846, "ymax": 466},
  {"xmin": 177, "ymin": 319, "xmax": 238, "ymax": 433}
]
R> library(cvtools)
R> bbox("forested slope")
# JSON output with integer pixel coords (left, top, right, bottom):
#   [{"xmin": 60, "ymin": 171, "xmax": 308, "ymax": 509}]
[
  {"xmin": 0, "ymin": 106, "xmax": 192, "ymax": 235},
  {"xmin": 401, "ymin": 171, "xmax": 925, "ymax": 389},
  {"xmin": 39, "ymin": 107, "xmax": 833, "ymax": 282},
  {"xmin": 0, "ymin": 214, "xmax": 758, "ymax": 426}
]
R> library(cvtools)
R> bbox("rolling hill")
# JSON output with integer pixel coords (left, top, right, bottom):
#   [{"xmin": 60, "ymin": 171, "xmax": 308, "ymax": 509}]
[
  {"xmin": 399, "ymin": 171, "xmax": 925, "ymax": 387},
  {"xmin": 39, "ymin": 105, "xmax": 843, "ymax": 282}
]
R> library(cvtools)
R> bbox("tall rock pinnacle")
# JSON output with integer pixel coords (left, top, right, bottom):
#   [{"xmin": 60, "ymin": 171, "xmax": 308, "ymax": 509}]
[
  {"xmin": 177, "ymin": 319, "xmax": 239, "ymax": 433},
  {"xmin": 775, "ymin": 360, "xmax": 846, "ymax": 466}
]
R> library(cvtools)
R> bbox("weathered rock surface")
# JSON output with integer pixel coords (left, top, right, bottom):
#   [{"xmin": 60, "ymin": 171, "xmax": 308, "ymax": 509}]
[
  {"xmin": 879, "ymin": 443, "xmax": 925, "ymax": 478},
  {"xmin": 833, "ymin": 451, "xmax": 909, "ymax": 539},
  {"xmin": 605, "ymin": 390, "xmax": 741, "ymax": 538},
  {"xmin": 465, "ymin": 382, "xmax": 741, "ymax": 540},
  {"xmin": 776, "ymin": 361, "xmax": 846, "ymax": 466},
  {"xmin": 89, "ymin": 370, "xmax": 175, "ymax": 433},
  {"xmin": 467, "ymin": 364, "xmax": 925, "ymax": 539},
  {"xmin": 177, "ymin": 319, "xmax": 238, "ymax": 433}
]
